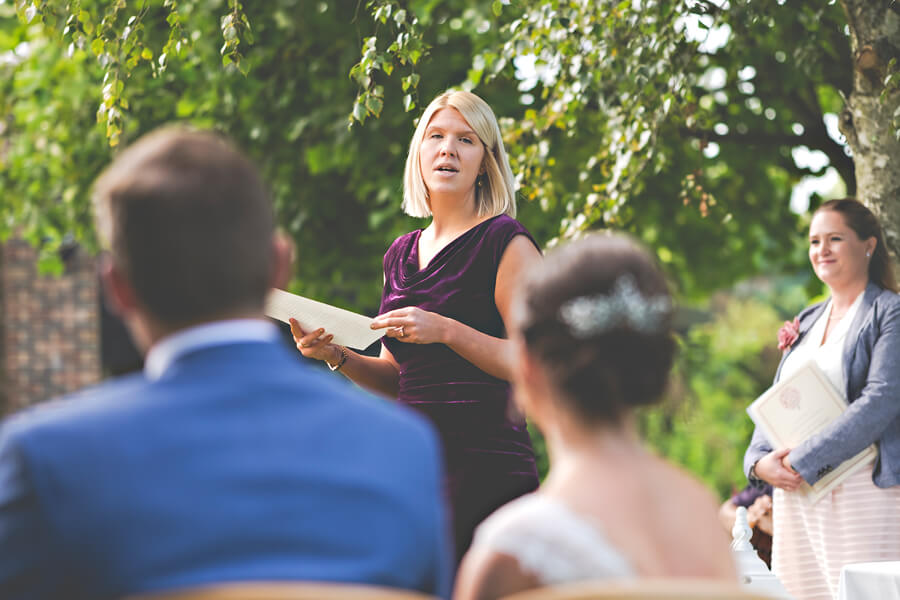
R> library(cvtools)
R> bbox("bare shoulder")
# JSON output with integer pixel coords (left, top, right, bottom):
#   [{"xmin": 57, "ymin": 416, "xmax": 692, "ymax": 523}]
[
  {"xmin": 496, "ymin": 234, "xmax": 542, "ymax": 287},
  {"xmin": 454, "ymin": 547, "xmax": 542, "ymax": 600},
  {"xmin": 499, "ymin": 233, "xmax": 542, "ymax": 268},
  {"xmin": 495, "ymin": 234, "xmax": 543, "ymax": 316},
  {"xmin": 653, "ymin": 457, "xmax": 737, "ymax": 578}
]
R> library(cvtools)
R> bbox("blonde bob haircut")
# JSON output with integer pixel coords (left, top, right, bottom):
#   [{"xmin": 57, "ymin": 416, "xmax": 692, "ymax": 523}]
[{"xmin": 402, "ymin": 90, "xmax": 517, "ymax": 218}]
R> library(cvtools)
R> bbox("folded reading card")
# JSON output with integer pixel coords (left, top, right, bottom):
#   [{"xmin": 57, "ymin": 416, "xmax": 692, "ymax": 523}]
[
  {"xmin": 265, "ymin": 288, "xmax": 384, "ymax": 350},
  {"xmin": 747, "ymin": 360, "xmax": 876, "ymax": 504}
]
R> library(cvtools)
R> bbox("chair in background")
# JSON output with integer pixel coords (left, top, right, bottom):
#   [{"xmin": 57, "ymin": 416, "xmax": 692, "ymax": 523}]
[
  {"xmin": 124, "ymin": 581, "xmax": 439, "ymax": 600},
  {"xmin": 500, "ymin": 579, "xmax": 777, "ymax": 600}
]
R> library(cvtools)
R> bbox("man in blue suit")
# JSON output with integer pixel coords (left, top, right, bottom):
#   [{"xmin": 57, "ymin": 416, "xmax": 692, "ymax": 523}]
[{"xmin": 0, "ymin": 128, "xmax": 452, "ymax": 600}]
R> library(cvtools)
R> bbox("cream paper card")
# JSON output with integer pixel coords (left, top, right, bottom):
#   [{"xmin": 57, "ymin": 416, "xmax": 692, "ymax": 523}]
[
  {"xmin": 747, "ymin": 361, "xmax": 877, "ymax": 504},
  {"xmin": 265, "ymin": 288, "xmax": 384, "ymax": 350}
]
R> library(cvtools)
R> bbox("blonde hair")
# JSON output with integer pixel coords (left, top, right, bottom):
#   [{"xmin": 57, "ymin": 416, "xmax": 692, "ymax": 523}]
[{"xmin": 402, "ymin": 90, "xmax": 517, "ymax": 218}]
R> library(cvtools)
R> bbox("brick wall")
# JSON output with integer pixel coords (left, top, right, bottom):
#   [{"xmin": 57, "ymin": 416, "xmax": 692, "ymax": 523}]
[{"xmin": 1, "ymin": 239, "xmax": 101, "ymax": 414}]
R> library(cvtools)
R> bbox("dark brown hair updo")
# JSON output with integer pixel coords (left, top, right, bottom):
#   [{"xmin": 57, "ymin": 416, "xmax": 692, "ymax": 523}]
[
  {"xmin": 513, "ymin": 233, "xmax": 676, "ymax": 425},
  {"xmin": 815, "ymin": 198, "xmax": 898, "ymax": 293}
]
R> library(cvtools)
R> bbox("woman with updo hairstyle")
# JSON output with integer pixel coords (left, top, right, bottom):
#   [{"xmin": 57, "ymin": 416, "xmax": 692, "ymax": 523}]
[{"xmin": 455, "ymin": 233, "xmax": 736, "ymax": 600}]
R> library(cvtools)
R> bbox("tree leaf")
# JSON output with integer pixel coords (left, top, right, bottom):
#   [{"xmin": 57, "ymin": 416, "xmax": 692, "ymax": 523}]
[{"xmin": 365, "ymin": 95, "xmax": 384, "ymax": 116}]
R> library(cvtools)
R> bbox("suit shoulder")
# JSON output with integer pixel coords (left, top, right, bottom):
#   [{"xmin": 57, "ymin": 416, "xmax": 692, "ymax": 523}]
[
  {"xmin": 347, "ymin": 390, "xmax": 439, "ymax": 447},
  {"xmin": 0, "ymin": 374, "xmax": 146, "ymax": 448},
  {"xmin": 283, "ymin": 360, "xmax": 439, "ymax": 448},
  {"xmin": 875, "ymin": 289, "xmax": 900, "ymax": 311}
]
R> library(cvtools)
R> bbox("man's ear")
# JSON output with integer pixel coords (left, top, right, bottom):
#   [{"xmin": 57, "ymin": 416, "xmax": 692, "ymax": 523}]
[
  {"xmin": 99, "ymin": 255, "xmax": 138, "ymax": 317},
  {"xmin": 270, "ymin": 232, "xmax": 294, "ymax": 290}
]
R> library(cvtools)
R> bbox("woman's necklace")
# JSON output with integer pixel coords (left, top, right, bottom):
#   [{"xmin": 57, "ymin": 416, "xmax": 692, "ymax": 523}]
[{"xmin": 829, "ymin": 305, "xmax": 849, "ymax": 320}]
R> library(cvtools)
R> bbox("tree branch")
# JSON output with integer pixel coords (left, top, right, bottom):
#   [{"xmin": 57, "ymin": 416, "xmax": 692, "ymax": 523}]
[{"xmin": 681, "ymin": 125, "xmax": 855, "ymax": 185}]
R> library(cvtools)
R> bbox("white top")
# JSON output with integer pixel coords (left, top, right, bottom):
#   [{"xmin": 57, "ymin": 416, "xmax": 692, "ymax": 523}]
[
  {"xmin": 144, "ymin": 319, "xmax": 280, "ymax": 381},
  {"xmin": 469, "ymin": 493, "xmax": 635, "ymax": 584},
  {"xmin": 780, "ymin": 292, "xmax": 864, "ymax": 397}
]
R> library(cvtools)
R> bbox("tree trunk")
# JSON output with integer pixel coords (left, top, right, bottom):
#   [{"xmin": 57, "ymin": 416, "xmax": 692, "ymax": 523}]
[
  {"xmin": 839, "ymin": 0, "xmax": 900, "ymax": 267},
  {"xmin": 0, "ymin": 244, "xmax": 6, "ymax": 415}
]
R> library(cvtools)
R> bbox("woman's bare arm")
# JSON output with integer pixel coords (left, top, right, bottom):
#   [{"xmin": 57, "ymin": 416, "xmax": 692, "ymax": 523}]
[{"xmin": 290, "ymin": 319, "xmax": 400, "ymax": 398}]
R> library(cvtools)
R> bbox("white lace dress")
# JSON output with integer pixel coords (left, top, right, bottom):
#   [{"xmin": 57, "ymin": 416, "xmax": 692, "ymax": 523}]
[{"xmin": 468, "ymin": 493, "xmax": 636, "ymax": 584}]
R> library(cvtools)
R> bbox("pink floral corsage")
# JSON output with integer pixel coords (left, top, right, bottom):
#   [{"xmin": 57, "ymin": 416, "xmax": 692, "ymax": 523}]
[{"xmin": 777, "ymin": 317, "xmax": 800, "ymax": 352}]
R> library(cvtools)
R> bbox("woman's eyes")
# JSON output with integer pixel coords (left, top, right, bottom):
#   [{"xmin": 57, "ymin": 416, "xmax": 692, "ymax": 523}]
[{"xmin": 428, "ymin": 133, "xmax": 474, "ymax": 143}]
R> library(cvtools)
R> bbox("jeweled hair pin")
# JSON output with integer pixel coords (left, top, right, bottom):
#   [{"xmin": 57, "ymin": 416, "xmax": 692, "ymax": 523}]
[{"xmin": 559, "ymin": 274, "xmax": 671, "ymax": 338}]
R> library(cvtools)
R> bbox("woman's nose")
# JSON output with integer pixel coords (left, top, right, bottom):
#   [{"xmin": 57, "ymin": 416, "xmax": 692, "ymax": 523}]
[{"xmin": 439, "ymin": 140, "xmax": 456, "ymax": 156}]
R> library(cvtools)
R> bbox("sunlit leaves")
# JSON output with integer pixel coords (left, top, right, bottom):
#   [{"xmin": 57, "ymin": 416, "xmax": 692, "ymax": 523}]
[
  {"xmin": 17, "ymin": 0, "xmax": 246, "ymax": 149},
  {"xmin": 220, "ymin": 2, "xmax": 252, "ymax": 75},
  {"xmin": 462, "ymin": 1, "xmax": 698, "ymax": 243},
  {"xmin": 349, "ymin": 1, "xmax": 427, "ymax": 126}
]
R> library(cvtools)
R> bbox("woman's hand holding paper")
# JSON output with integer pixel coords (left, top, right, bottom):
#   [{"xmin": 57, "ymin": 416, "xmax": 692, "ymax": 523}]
[
  {"xmin": 370, "ymin": 307, "xmax": 449, "ymax": 345},
  {"xmin": 289, "ymin": 318, "xmax": 340, "ymax": 364}
]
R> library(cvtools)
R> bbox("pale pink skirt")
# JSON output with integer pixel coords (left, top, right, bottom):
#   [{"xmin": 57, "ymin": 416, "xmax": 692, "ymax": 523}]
[{"xmin": 772, "ymin": 463, "xmax": 900, "ymax": 600}]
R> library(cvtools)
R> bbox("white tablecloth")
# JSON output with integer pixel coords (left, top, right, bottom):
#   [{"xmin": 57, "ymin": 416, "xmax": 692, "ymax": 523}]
[{"xmin": 839, "ymin": 561, "xmax": 900, "ymax": 600}]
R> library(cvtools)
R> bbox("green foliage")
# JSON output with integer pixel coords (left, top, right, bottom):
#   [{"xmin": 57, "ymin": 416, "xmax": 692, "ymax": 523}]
[
  {"xmin": 2, "ymin": 1, "xmax": 427, "ymax": 309},
  {"xmin": 639, "ymin": 277, "xmax": 812, "ymax": 498},
  {"xmin": 0, "ymin": 0, "xmax": 871, "ymax": 492},
  {"xmin": 350, "ymin": 2, "xmax": 427, "ymax": 124},
  {"xmin": 3, "ymin": 0, "xmax": 852, "ymax": 302},
  {"xmin": 353, "ymin": 0, "xmax": 849, "ymax": 298}
]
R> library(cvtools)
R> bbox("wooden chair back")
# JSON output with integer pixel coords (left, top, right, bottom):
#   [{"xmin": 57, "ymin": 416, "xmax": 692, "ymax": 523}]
[
  {"xmin": 501, "ymin": 579, "xmax": 775, "ymax": 600},
  {"xmin": 124, "ymin": 581, "xmax": 438, "ymax": 600}
]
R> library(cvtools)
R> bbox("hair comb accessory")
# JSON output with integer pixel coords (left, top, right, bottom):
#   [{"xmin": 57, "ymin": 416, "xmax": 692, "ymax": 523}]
[{"xmin": 559, "ymin": 274, "xmax": 671, "ymax": 338}]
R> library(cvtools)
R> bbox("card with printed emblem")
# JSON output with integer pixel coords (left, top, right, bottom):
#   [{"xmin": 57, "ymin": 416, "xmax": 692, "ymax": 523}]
[{"xmin": 747, "ymin": 360, "xmax": 877, "ymax": 503}]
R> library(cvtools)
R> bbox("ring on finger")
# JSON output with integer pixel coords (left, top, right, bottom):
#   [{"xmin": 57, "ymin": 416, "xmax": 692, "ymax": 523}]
[{"xmin": 398, "ymin": 326, "xmax": 405, "ymax": 337}]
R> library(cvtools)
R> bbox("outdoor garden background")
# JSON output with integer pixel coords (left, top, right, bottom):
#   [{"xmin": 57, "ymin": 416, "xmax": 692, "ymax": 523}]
[{"xmin": 2, "ymin": 0, "xmax": 898, "ymax": 501}]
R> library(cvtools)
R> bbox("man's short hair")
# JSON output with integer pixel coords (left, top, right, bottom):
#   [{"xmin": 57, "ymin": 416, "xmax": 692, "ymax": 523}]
[{"xmin": 93, "ymin": 127, "xmax": 274, "ymax": 326}]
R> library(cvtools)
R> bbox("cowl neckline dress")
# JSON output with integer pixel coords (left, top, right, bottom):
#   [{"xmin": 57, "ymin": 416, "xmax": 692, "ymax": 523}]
[{"xmin": 380, "ymin": 214, "xmax": 539, "ymax": 561}]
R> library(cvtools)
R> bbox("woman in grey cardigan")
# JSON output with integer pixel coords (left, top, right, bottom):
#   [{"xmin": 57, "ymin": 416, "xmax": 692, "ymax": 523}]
[{"xmin": 744, "ymin": 198, "xmax": 900, "ymax": 600}]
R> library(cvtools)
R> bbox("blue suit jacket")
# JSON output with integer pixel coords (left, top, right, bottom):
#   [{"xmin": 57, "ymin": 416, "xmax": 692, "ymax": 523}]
[
  {"xmin": 745, "ymin": 282, "xmax": 900, "ymax": 489},
  {"xmin": 0, "ymin": 339, "xmax": 451, "ymax": 600}
]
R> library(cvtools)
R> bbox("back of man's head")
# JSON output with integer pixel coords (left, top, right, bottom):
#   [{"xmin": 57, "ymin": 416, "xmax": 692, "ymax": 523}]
[{"xmin": 93, "ymin": 127, "xmax": 274, "ymax": 328}]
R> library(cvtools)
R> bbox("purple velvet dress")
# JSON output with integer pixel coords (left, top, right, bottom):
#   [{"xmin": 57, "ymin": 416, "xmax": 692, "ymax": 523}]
[{"xmin": 380, "ymin": 214, "xmax": 539, "ymax": 561}]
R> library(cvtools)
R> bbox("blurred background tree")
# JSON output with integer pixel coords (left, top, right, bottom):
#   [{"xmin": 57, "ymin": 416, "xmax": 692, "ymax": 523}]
[{"xmin": 3, "ymin": 0, "xmax": 896, "ymax": 497}]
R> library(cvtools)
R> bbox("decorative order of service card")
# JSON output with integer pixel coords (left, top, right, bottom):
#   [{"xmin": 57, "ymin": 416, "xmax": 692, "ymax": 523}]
[{"xmin": 747, "ymin": 361, "xmax": 877, "ymax": 504}]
